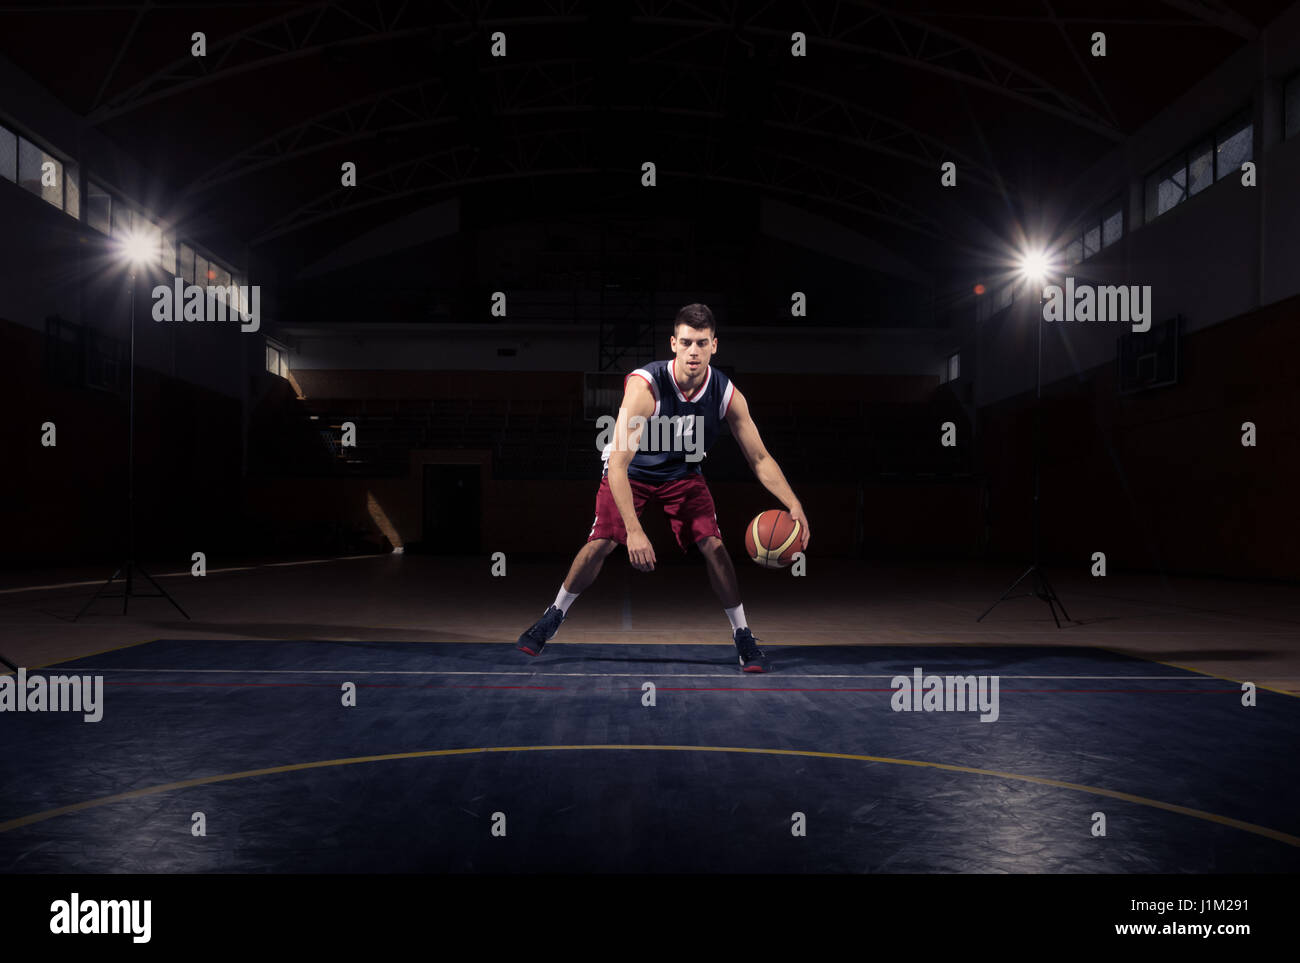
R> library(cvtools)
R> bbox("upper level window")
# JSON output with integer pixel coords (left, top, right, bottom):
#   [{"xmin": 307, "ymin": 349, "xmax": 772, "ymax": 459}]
[
  {"xmin": 136, "ymin": 215, "xmax": 162, "ymax": 262},
  {"xmin": 64, "ymin": 162, "xmax": 80, "ymax": 219},
  {"xmin": 1145, "ymin": 114, "xmax": 1252, "ymax": 222},
  {"xmin": 1286, "ymin": 72, "xmax": 1300, "ymax": 140},
  {"xmin": 1214, "ymin": 117, "xmax": 1252, "ymax": 179},
  {"xmin": 976, "ymin": 281, "xmax": 1019, "ymax": 322},
  {"xmin": 1063, "ymin": 199, "xmax": 1123, "ymax": 265},
  {"xmin": 86, "ymin": 181, "xmax": 111, "ymax": 233},
  {"xmin": 0, "ymin": 125, "xmax": 16, "ymax": 183},
  {"xmin": 111, "ymin": 203, "xmax": 131, "ymax": 239},
  {"xmin": 18, "ymin": 137, "xmax": 64, "ymax": 209},
  {"xmin": 1102, "ymin": 207, "xmax": 1123, "ymax": 247},
  {"xmin": 266, "ymin": 342, "xmax": 288, "ymax": 378}
]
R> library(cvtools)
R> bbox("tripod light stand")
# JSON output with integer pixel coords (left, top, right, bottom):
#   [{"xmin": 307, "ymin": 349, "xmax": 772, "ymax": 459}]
[
  {"xmin": 978, "ymin": 252, "xmax": 1073, "ymax": 628},
  {"xmin": 75, "ymin": 232, "xmax": 190, "ymax": 621}
]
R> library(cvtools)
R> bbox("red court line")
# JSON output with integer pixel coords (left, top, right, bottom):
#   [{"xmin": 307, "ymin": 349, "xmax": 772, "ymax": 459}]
[
  {"xmin": 647, "ymin": 687, "xmax": 1245, "ymax": 693},
  {"xmin": 102, "ymin": 681, "xmax": 565, "ymax": 691},
  {"xmin": 98, "ymin": 681, "xmax": 1245, "ymax": 694}
]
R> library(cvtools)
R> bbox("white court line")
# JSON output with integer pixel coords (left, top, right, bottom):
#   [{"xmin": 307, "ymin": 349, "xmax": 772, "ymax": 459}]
[
  {"xmin": 258, "ymin": 555, "xmax": 378, "ymax": 566},
  {"xmin": 0, "ymin": 555, "xmax": 384, "ymax": 594},
  {"xmin": 0, "ymin": 568, "xmax": 253, "ymax": 592},
  {"xmin": 71, "ymin": 668, "xmax": 1207, "ymax": 679},
  {"xmin": 0, "ymin": 580, "xmax": 115, "ymax": 594}
]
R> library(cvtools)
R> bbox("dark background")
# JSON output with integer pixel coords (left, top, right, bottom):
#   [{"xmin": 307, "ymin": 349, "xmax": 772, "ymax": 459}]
[{"xmin": 3, "ymin": 0, "xmax": 1297, "ymax": 580}]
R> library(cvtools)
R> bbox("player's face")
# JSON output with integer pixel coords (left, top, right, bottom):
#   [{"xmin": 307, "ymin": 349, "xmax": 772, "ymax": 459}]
[{"xmin": 671, "ymin": 325, "xmax": 716, "ymax": 375}]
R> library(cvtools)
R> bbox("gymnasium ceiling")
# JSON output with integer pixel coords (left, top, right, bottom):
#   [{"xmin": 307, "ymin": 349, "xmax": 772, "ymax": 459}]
[{"xmin": 2, "ymin": 0, "xmax": 1291, "ymax": 300}]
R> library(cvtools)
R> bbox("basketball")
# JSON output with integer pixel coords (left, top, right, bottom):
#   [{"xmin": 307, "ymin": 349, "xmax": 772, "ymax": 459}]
[{"xmin": 744, "ymin": 509, "xmax": 803, "ymax": 568}]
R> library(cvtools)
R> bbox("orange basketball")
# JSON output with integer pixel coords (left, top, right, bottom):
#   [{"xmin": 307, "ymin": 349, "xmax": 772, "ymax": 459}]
[{"xmin": 744, "ymin": 509, "xmax": 803, "ymax": 569}]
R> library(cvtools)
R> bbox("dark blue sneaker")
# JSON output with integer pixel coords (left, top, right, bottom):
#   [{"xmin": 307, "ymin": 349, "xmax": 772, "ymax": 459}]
[
  {"xmin": 517, "ymin": 605, "xmax": 566, "ymax": 656},
  {"xmin": 733, "ymin": 627, "xmax": 769, "ymax": 672}
]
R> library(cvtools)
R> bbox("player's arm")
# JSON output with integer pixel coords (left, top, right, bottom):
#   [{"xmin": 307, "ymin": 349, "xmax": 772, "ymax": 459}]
[
  {"xmin": 607, "ymin": 376, "xmax": 658, "ymax": 571},
  {"xmin": 725, "ymin": 388, "xmax": 810, "ymax": 550}
]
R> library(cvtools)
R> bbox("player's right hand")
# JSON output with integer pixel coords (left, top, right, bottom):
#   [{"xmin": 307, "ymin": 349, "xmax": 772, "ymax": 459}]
[{"xmin": 627, "ymin": 531, "xmax": 656, "ymax": 572}]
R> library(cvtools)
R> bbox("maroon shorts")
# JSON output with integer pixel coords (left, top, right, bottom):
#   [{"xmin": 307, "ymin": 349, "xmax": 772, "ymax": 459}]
[{"xmin": 587, "ymin": 472, "xmax": 723, "ymax": 553}]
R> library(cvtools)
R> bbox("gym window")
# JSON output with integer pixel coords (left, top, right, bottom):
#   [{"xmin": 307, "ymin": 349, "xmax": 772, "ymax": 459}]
[
  {"xmin": 1144, "ymin": 113, "xmax": 1252, "ymax": 222},
  {"xmin": 1063, "ymin": 199, "xmax": 1124, "ymax": 266},
  {"xmin": 111, "ymin": 202, "xmax": 131, "ymax": 239},
  {"xmin": 137, "ymin": 215, "xmax": 163, "ymax": 262},
  {"xmin": 211, "ymin": 263, "xmax": 231, "ymax": 303},
  {"xmin": 976, "ymin": 283, "xmax": 1015, "ymax": 323},
  {"xmin": 266, "ymin": 342, "xmax": 289, "ymax": 378},
  {"xmin": 1287, "ymin": 71, "xmax": 1300, "ymax": 140},
  {"xmin": 64, "ymin": 161, "xmax": 80, "ymax": 219},
  {"xmin": 1214, "ymin": 115, "xmax": 1252, "ymax": 180},
  {"xmin": 18, "ymin": 136, "xmax": 65, "ymax": 210},
  {"xmin": 0, "ymin": 124, "xmax": 15, "ymax": 182},
  {"xmin": 86, "ymin": 181, "xmax": 111, "ymax": 233}
]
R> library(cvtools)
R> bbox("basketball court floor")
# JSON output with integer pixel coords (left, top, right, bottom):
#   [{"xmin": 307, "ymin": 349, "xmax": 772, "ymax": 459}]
[{"xmin": 2, "ymin": 553, "xmax": 1297, "ymax": 873}]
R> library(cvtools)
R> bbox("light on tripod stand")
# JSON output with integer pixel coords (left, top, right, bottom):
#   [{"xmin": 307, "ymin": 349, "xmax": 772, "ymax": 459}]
[
  {"xmin": 977, "ymin": 239, "xmax": 1074, "ymax": 628},
  {"xmin": 117, "ymin": 227, "xmax": 160, "ymax": 270},
  {"xmin": 1017, "ymin": 248, "xmax": 1052, "ymax": 288},
  {"xmin": 75, "ymin": 222, "xmax": 189, "ymax": 621}
]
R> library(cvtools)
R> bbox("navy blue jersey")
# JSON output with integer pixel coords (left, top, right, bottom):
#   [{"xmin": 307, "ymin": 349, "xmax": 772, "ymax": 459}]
[{"xmin": 601, "ymin": 358, "xmax": 736, "ymax": 482}]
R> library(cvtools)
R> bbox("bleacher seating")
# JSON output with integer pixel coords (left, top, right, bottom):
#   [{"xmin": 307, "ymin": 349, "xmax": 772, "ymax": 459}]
[{"xmin": 261, "ymin": 392, "xmax": 974, "ymax": 481}]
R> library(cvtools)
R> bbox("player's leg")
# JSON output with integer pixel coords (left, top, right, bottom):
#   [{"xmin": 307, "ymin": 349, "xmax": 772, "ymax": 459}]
[
  {"xmin": 516, "ymin": 474, "xmax": 646, "ymax": 655},
  {"xmin": 695, "ymin": 534, "xmax": 767, "ymax": 672},
  {"xmin": 697, "ymin": 535, "xmax": 739, "ymax": 609},
  {"xmin": 561, "ymin": 537, "xmax": 619, "ymax": 595},
  {"xmin": 518, "ymin": 538, "xmax": 617, "ymax": 656},
  {"xmin": 662, "ymin": 476, "xmax": 770, "ymax": 672}
]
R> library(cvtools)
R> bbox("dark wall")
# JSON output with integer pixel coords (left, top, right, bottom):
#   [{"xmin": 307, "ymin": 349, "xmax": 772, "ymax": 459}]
[
  {"xmin": 978, "ymin": 292, "xmax": 1299, "ymax": 579},
  {"xmin": 289, "ymin": 369, "xmax": 939, "ymax": 404},
  {"xmin": 7, "ymin": 287, "xmax": 1297, "ymax": 578},
  {"xmin": 263, "ymin": 294, "xmax": 1300, "ymax": 578},
  {"xmin": 5, "ymin": 319, "xmax": 246, "ymax": 569}
]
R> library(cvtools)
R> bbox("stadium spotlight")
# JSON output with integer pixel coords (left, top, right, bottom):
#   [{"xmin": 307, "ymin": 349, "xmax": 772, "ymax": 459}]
[
  {"xmin": 117, "ymin": 228, "xmax": 158, "ymax": 269},
  {"xmin": 77, "ymin": 223, "xmax": 188, "ymax": 621},
  {"xmin": 978, "ymin": 238, "xmax": 1073, "ymax": 630},
  {"xmin": 1017, "ymin": 248, "xmax": 1051, "ymax": 287}
]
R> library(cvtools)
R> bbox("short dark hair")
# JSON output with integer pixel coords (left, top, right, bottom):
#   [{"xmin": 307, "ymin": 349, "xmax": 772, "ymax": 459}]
[{"xmin": 673, "ymin": 303, "xmax": 716, "ymax": 338}]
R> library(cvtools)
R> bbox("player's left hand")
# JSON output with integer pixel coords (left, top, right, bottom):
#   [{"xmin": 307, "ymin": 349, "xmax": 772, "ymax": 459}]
[{"xmin": 788, "ymin": 504, "xmax": 810, "ymax": 552}]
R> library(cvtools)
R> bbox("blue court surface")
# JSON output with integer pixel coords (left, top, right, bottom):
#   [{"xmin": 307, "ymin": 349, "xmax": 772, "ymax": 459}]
[{"xmin": 2, "ymin": 639, "xmax": 1297, "ymax": 873}]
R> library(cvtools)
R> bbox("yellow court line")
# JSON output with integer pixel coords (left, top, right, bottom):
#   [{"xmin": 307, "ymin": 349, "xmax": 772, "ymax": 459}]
[
  {"xmin": 1, "ymin": 744, "xmax": 1296, "ymax": 847},
  {"xmin": 1156, "ymin": 659, "xmax": 1298, "ymax": 699},
  {"xmin": 1099, "ymin": 646, "xmax": 1299, "ymax": 700}
]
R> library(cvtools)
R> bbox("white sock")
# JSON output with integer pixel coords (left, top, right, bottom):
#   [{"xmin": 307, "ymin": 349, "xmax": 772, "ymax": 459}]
[
  {"xmin": 553, "ymin": 586, "xmax": 581, "ymax": 615},
  {"xmin": 725, "ymin": 604, "xmax": 747, "ymax": 633}
]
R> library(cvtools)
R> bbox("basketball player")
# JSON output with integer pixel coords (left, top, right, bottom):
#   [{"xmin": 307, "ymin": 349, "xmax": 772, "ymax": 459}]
[{"xmin": 515, "ymin": 303, "xmax": 810, "ymax": 672}]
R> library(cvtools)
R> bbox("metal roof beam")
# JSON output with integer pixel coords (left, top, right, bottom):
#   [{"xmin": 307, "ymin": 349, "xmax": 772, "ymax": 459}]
[
  {"xmin": 186, "ymin": 57, "xmax": 1008, "ymax": 194},
  {"xmin": 250, "ymin": 124, "xmax": 956, "ymax": 249}
]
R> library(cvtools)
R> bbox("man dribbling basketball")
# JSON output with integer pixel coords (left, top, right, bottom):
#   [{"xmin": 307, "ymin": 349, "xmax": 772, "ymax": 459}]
[{"xmin": 515, "ymin": 303, "xmax": 810, "ymax": 672}]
